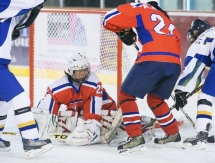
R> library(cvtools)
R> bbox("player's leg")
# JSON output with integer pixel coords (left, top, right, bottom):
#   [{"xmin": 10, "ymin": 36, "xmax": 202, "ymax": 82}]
[
  {"xmin": 148, "ymin": 62, "xmax": 181, "ymax": 147},
  {"xmin": 117, "ymin": 62, "xmax": 164, "ymax": 153},
  {"xmin": 9, "ymin": 92, "xmax": 53, "ymax": 158},
  {"xmin": 0, "ymin": 69, "xmax": 52, "ymax": 158},
  {"xmin": 147, "ymin": 94, "xmax": 181, "ymax": 147},
  {"xmin": 0, "ymin": 100, "xmax": 12, "ymax": 151},
  {"xmin": 183, "ymin": 64, "xmax": 215, "ymax": 149}
]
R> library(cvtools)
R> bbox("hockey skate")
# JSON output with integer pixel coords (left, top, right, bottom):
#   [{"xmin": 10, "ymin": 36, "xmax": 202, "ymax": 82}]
[
  {"xmin": 154, "ymin": 132, "xmax": 181, "ymax": 148},
  {"xmin": 117, "ymin": 136, "xmax": 147, "ymax": 154},
  {"xmin": 23, "ymin": 139, "xmax": 53, "ymax": 158},
  {"xmin": 0, "ymin": 138, "xmax": 10, "ymax": 152},
  {"xmin": 182, "ymin": 132, "xmax": 208, "ymax": 150},
  {"xmin": 182, "ymin": 123, "xmax": 212, "ymax": 150}
]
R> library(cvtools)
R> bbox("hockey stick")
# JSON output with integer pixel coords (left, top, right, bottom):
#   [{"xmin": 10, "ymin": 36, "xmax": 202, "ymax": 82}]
[
  {"xmin": 101, "ymin": 108, "xmax": 122, "ymax": 143},
  {"xmin": 2, "ymin": 131, "xmax": 20, "ymax": 136},
  {"xmin": 2, "ymin": 131, "xmax": 69, "ymax": 142},
  {"xmin": 141, "ymin": 85, "xmax": 203, "ymax": 131},
  {"xmin": 170, "ymin": 85, "xmax": 214, "ymax": 143},
  {"xmin": 170, "ymin": 93, "xmax": 198, "ymax": 127},
  {"xmin": 133, "ymin": 42, "xmax": 139, "ymax": 51}
]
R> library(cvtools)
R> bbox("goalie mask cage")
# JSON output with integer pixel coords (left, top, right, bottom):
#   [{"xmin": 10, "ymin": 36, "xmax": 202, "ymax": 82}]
[{"xmin": 29, "ymin": 8, "xmax": 183, "ymax": 127}]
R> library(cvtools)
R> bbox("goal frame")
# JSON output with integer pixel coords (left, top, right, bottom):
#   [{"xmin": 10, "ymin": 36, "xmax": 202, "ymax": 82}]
[{"xmin": 29, "ymin": 8, "xmax": 123, "ymax": 107}]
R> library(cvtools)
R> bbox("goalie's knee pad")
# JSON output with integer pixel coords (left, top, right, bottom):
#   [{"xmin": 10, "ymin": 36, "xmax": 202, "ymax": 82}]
[{"xmin": 32, "ymin": 107, "xmax": 57, "ymax": 139}]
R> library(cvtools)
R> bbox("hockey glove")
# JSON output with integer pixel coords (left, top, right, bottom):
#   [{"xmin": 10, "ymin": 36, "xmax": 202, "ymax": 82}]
[
  {"xmin": 116, "ymin": 29, "xmax": 137, "ymax": 46},
  {"xmin": 174, "ymin": 89, "xmax": 188, "ymax": 111}
]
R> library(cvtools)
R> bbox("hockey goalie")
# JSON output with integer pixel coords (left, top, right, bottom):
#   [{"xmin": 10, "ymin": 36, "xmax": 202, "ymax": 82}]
[{"xmin": 32, "ymin": 52, "xmax": 155, "ymax": 146}]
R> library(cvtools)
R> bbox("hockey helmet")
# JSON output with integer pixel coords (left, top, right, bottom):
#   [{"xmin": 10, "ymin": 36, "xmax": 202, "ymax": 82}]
[
  {"xmin": 65, "ymin": 52, "xmax": 90, "ymax": 83},
  {"xmin": 135, "ymin": 0, "xmax": 158, "ymax": 4},
  {"xmin": 187, "ymin": 19, "xmax": 211, "ymax": 45}
]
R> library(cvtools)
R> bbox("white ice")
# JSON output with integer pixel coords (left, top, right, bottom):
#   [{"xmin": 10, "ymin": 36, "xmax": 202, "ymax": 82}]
[{"xmin": 1, "ymin": 76, "xmax": 215, "ymax": 163}]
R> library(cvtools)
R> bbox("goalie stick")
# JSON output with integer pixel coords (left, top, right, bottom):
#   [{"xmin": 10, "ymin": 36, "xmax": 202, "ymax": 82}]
[
  {"xmin": 2, "ymin": 132, "xmax": 20, "ymax": 136},
  {"xmin": 2, "ymin": 131, "xmax": 69, "ymax": 142},
  {"xmin": 141, "ymin": 85, "xmax": 203, "ymax": 131}
]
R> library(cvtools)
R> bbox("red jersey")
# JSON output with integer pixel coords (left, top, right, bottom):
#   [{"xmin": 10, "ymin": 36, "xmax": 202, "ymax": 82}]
[
  {"xmin": 103, "ymin": 3, "xmax": 182, "ymax": 65},
  {"xmin": 37, "ymin": 72, "xmax": 116, "ymax": 122}
]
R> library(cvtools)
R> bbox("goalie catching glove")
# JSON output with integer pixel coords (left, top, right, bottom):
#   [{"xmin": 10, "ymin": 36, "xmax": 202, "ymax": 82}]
[
  {"xmin": 116, "ymin": 29, "xmax": 137, "ymax": 46},
  {"xmin": 65, "ymin": 118, "xmax": 102, "ymax": 146}
]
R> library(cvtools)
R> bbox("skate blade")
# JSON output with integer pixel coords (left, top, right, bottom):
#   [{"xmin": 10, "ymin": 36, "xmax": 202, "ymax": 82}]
[
  {"xmin": 118, "ymin": 144, "xmax": 148, "ymax": 155},
  {"xmin": 25, "ymin": 143, "xmax": 53, "ymax": 159},
  {"xmin": 109, "ymin": 139, "xmax": 127, "ymax": 147},
  {"xmin": 154, "ymin": 141, "xmax": 182, "ymax": 149},
  {"xmin": 182, "ymin": 142, "xmax": 206, "ymax": 150},
  {"xmin": 0, "ymin": 147, "xmax": 11, "ymax": 152}
]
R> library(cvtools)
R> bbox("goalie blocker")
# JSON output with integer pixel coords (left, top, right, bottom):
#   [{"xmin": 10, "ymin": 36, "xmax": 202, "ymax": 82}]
[{"xmin": 32, "ymin": 108, "xmax": 155, "ymax": 146}]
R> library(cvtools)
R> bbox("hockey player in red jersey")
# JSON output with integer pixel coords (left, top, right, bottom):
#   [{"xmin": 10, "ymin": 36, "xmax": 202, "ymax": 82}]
[
  {"xmin": 33, "ymin": 52, "xmax": 118, "ymax": 146},
  {"xmin": 103, "ymin": 0, "xmax": 182, "ymax": 153}
]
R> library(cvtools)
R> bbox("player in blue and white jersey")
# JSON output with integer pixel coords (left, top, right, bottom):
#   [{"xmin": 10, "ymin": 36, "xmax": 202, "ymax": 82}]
[
  {"xmin": 174, "ymin": 19, "xmax": 214, "ymax": 150},
  {"xmin": 0, "ymin": 0, "xmax": 52, "ymax": 158}
]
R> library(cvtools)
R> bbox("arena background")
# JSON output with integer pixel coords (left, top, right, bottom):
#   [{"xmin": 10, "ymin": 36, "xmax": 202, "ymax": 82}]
[{"xmin": 9, "ymin": 10, "xmax": 215, "ymax": 78}]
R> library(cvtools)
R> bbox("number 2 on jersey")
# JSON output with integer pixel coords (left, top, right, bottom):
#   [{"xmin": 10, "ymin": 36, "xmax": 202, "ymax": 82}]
[
  {"xmin": 151, "ymin": 14, "xmax": 175, "ymax": 36},
  {"xmin": 96, "ymin": 85, "xmax": 102, "ymax": 94}
]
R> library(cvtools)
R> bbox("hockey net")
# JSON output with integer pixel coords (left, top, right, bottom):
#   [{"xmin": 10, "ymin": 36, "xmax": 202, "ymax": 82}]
[{"xmin": 29, "ymin": 8, "xmax": 183, "ymax": 127}]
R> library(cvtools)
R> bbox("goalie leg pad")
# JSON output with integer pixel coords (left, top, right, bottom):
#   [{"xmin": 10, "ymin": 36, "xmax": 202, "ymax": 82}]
[
  {"xmin": 32, "ymin": 108, "xmax": 49, "ymax": 139},
  {"xmin": 32, "ymin": 108, "xmax": 57, "ymax": 140}
]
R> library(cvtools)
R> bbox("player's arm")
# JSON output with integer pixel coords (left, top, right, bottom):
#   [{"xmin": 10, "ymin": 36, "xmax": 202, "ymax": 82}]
[
  {"xmin": 83, "ymin": 82, "xmax": 103, "ymax": 122},
  {"xmin": 0, "ymin": 0, "xmax": 45, "ymax": 18},
  {"xmin": 103, "ymin": 3, "xmax": 137, "ymax": 33},
  {"xmin": 176, "ymin": 42, "xmax": 213, "ymax": 93},
  {"xmin": 36, "ymin": 87, "xmax": 61, "ymax": 115},
  {"xmin": 174, "ymin": 40, "xmax": 213, "ymax": 110}
]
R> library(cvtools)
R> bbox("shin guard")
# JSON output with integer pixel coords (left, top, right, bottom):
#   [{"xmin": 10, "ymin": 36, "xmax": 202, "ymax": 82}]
[{"xmin": 147, "ymin": 94, "xmax": 178, "ymax": 135}]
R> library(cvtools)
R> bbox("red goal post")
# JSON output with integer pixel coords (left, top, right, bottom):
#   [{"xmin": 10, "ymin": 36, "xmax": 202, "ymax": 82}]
[{"xmin": 29, "ymin": 8, "xmax": 183, "ymax": 127}]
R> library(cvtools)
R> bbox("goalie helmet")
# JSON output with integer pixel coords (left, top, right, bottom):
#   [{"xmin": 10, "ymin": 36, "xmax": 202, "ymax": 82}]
[
  {"xmin": 187, "ymin": 19, "xmax": 210, "ymax": 45},
  {"xmin": 135, "ymin": 0, "xmax": 158, "ymax": 3},
  {"xmin": 65, "ymin": 53, "xmax": 90, "ymax": 83}
]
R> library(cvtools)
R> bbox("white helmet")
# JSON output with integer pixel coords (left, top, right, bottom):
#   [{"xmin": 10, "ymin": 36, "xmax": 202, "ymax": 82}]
[
  {"xmin": 135, "ymin": 0, "xmax": 158, "ymax": 3},
  {"xmin": 66, "ymin": 52, "xmax": 90, "ymax": 82}
]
